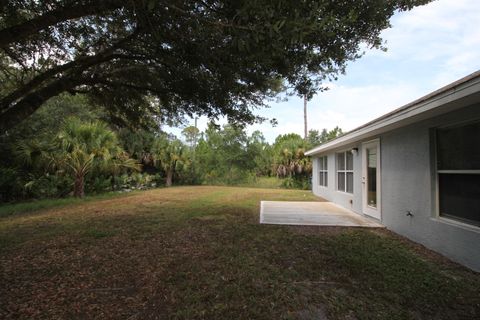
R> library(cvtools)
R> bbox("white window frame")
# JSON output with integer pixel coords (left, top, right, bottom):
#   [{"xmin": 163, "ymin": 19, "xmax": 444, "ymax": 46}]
[
  {"xmin": 318, "ymin": 156, "xmax": 328, "ymax": 187},
  {"xmin": 336, "ymin": 150, "xmax": 353, "ymax": 194},
  {"xmin": 433, "ymin": 120, "xmax": 480, "ymax": 229}
]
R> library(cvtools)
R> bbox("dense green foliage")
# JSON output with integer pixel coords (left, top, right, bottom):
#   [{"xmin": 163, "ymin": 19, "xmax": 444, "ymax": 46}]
[
  {"xmin": 196, "ymin": 124, "xmax": 258, "ymax": 185},
  {"xmin": 50, "ymin": 119, "xmax": 141, "ymax": 197},
  {"xmin": 0, "ymin": 0, "xmax": 431, "ymax": 133},
  {"xmin": 0, "ymin": 94, "xmax": 342, "ymax": 202},
  {"xmin": 272, "ymin": 133, "xmax": 311, "ymax": 189},
  {"xmin": 152, "ymin": 134, "xmax": 189, "ymax": 187},
  {"xmin": 0, "ymin": 95, "xmax": 141, "ymax": 200}
]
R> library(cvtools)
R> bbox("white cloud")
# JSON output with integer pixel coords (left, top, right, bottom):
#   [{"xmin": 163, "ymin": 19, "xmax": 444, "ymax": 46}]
[
  {"xmin": 257, "ymin": 82, "xmax": 423, "ymax": 141},
  {"xmin": 373, "ymin": 0, "xmax": 480, "ymax": 64}
]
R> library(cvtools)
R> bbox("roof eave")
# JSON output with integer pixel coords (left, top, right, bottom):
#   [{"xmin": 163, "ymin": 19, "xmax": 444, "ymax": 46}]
[{"xmin": 305, "ymin": 70, "xmax": 480, "ymax": 156}]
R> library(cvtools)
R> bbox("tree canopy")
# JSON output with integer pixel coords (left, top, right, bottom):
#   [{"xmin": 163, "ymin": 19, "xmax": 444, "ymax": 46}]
[
  {"xmin": 307, "ymin": 127, "xmax": 343, "ymax": 147},
  {"xmin": 0, "ymin": 0, "xmax": 431, "ymax": 133}
]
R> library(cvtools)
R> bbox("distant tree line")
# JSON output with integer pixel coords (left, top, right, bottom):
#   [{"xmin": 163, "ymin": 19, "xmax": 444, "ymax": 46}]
[{"xmin": 0, "ymin": 94, "xmax": 342, "ymax": 202}]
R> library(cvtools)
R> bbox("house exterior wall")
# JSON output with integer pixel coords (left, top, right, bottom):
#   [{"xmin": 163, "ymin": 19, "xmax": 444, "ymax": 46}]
[
  {"xmin": 312, "ymin": 143, "xmax": 362, "ymax": 214},
  {"xmin": 311, "ymin": 104, "xmax": 480, "ymax": 271},
  {"xmin": 381, "ymin": 103, "xmax": 480, "ymax": 271}
]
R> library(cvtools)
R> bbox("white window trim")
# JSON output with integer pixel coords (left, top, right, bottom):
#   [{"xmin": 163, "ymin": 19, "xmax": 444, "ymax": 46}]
[
  {"xmin": 336, "ymin": 151, "xmax": 353, "ymax": 194},
  {"xmin": 437, "ymin": 170, "xmax": 480, "ymax": 174},
  {"xmin": 432, "ymin": 216, "xmax": 480, "ymax": 233},
  {"xmin": 318, "ymin": 156, "xmax": 328, "ymax": 187}
]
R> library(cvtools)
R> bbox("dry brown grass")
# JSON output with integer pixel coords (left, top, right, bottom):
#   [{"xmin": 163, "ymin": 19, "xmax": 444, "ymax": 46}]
[{"xmin": 1, "ymin": 186, "xmax": 479, "ymax": 319}]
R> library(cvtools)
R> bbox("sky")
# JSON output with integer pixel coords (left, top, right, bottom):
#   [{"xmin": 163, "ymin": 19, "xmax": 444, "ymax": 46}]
[{"xmin": 166, "ymin": 0, "xmax": 480, "ymax": 143}]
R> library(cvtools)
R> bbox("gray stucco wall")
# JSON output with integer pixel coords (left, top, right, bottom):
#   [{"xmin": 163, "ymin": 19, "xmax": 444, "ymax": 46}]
[
  {"xmin": 312, "ymin": 104, "xmax": 480, "ymax": 271},
  {"xmin": 380, "ymin": 104, "xmax": 480, "ymax": 271}
]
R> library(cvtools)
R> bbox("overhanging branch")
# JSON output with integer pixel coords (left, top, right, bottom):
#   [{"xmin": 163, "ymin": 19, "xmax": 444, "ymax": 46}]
[
  {"xmin": 0, "ymin": 32, "xmax": 139, "ymax": 112},
  {"xmin": 0, "ymin": 0, "xmax": 128, "ymax": 48},
  {"xmin": 0, "ymin": 76, "xmax": 87, "ymax": 133}
]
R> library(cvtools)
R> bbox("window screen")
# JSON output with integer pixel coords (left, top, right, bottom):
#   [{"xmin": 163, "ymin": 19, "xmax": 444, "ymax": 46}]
[
  {"xmin": 436, "ymin": 121, "xmax": 480, "ymax": 226},
  {"xmin": 318, "ymin": 156, "xmax": 328, "ymax": 187},
  {"xmin": 437, "ymin": 121, "xmax": 480, "ymax": 170},
  {"xmin": 337, "ymin": 151, "xmax": 353, "ymax": 193}
]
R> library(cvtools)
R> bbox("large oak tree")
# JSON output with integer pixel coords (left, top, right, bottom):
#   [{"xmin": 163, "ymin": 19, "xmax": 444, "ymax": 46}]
[{"xmin": 0, "ymin": 0, "xmax": 431, "ymax": 134}]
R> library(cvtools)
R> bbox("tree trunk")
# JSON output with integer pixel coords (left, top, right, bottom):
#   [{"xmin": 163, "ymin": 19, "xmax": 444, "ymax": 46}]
[
  {"xmin": 165, "ymin": 169, "xmax": 173, "ymax": 187},
  {"xmin": 111, "ymin": 175, "xmax": 116, "ymax": 191},
  {"xmin": 303, "ymin": 94, "xmax": 308, "ymax": 140},
  {"xmin": 73, "ymin": 174, "xmax": 85, "ymax": 198}
]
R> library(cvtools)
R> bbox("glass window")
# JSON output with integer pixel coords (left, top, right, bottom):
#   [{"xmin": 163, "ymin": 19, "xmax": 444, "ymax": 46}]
[
  {"xmin": 438, "ymin": 174, "xmax": 480, "ymax": 226},
  {"xmin": 346, "ymin": 152, "xmax": 353, "ymax": 170},
  {"xmin": 318, "ymin": 156, "xmax": 328, "ymax": 187},
  {"xmin": 367, "ymin": 147, "xmax": 377, "ymax": 208},
  {"xmin": 337, "ymin": 152, "xmax": 345, "ymax": 170},
  {"xmin": 337, "ymin": 151, "xmax": 354, "ymax": 193},
  {"xmin": 346, "ymin": 172, "xmax": 354, "ymax": 193},
  {"xmin": 436, "ymin": 121, "xmax": 480, "ymax": 226},
  {"xmin": 338, "ymin": 172, "xmax": 345, "ymax": 191},
  {"xmin": 437, "ymin": 121, "xmax": 480, "ymax": 170}
]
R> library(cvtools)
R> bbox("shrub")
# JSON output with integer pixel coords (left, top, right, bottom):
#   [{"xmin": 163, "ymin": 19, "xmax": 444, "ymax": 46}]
[
  {"xmin": 281, "ymin": 176, "xmax": 311, "ymax": 190},
  {"xmin": 0, "ymin": 168, "xmax": 24, "ymax": 202},
  {"xmin": 115, "ymin": 173, "xmax": 157, "ymax": 191},
  {"xmin": 86, "ymin": 175, "xmax": 112, "ymax": 194},
  {"xmin": 24, "ymin": 174, "xmax": 74, "ymax": 199}
]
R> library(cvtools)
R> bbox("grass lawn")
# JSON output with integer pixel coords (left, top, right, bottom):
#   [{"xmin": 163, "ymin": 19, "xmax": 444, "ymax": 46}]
[{"xmin": 1, "ymin": 186, "xmax": 479, "ymax": 319}]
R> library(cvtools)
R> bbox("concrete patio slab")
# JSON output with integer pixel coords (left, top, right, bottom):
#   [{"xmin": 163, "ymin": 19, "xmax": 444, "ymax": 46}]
[{"xmin": 260, "ymin": 201, "xmax": 383, "ymax": 227}]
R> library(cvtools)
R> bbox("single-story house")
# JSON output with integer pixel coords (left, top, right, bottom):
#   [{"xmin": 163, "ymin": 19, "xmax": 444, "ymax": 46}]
[{"xmin": 305, "ymin": 71, "xmax": 480, "ymax": 271}]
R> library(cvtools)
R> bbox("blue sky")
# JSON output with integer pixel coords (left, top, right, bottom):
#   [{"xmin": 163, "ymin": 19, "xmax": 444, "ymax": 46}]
[{"xmin": 166, "ymin": 0, "xmax": 480, "ymax": 143}]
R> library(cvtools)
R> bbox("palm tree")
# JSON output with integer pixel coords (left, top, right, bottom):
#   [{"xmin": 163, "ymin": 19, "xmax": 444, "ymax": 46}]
[
  {"xmin": 152, "ymin": 136, "xmax": 187, "ymax": 187},
  {"xmin": 13, "ymin": 138, "xmax": 54, "ymax": 172},
  {"xmin": 52, "ymin": 118, "xmax": 140, "ymax": 197},
  {"xmin": 273, "ymin": 136, "xmax": 311, "ymax": 178},
  {"xmin": 304, "ymin": 94, "xmax": 308, "ymax": 140},
  {"xmin": 108, "ymin": 151, "xmax": 142, "ymax": 191}
]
